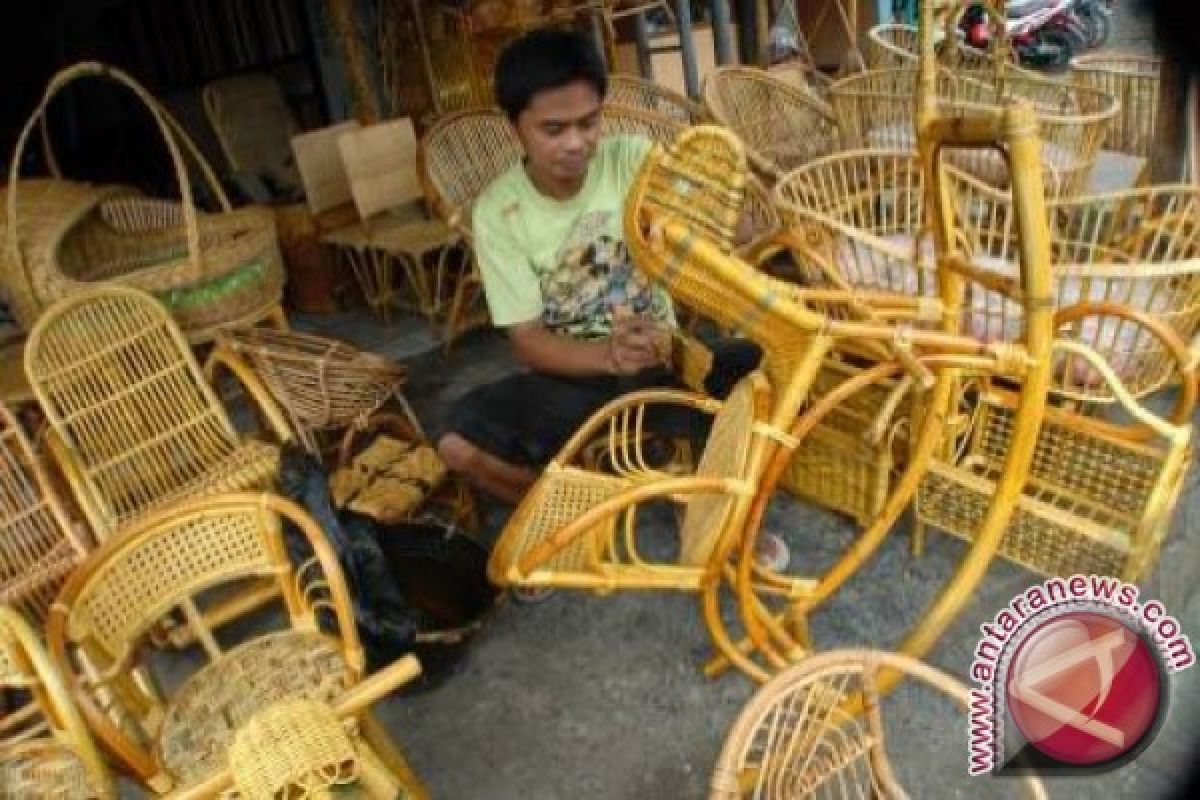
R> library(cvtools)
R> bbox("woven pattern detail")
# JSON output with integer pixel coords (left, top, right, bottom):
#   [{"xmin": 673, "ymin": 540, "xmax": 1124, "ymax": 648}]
[
  {"xmin": 1071, "ymin": 54, "xmax": 1161, "ymax": 158},
  {"xmin": 703, "ymin": 67, "xmax": 840, "ymax": 173},
  {"xmin": 70, "ymin": 507, "xmax": 270, "ymax": 654},
  {"xmin": 420, "ymin": 109, "xmax": 522, "ymax": 227},
  {"xmin": 782, "ymin": 425, "xmax": 891, "ymax": 528},
  {"xmin": 679, "ymin": 378, "xmax": 755, "ymax": 566},
  {"xmin": 642, "ymin": 127, "xmax": 746, "ymax": 250},
  {"xmin": 0, "ymin": 405, "xmax": 85, "ymax": 621},
  {"xmin": 505, "ymin": 469, "xmax": 624, "ymax": 575},
  {"xmin": 228, "ymin": 700, "xmax": 357, "ymax": 800},
  {"xmin": 0, "ymin": 743, "xmax": 96, "ymax": 800},
  {"xmin": 159, "ymin": 633, "xmax": 348, "ymax": 787},
  {"xmin": 607, "ymin": 75, "xmax": 697, "ymax": 123},
  {"xmin": 28, "ymin": 289, "xmax": 279, "ymax": 534},
  {"xmin": 916, "ymin": 392, "xmax": 1185, "ymax": 581}
]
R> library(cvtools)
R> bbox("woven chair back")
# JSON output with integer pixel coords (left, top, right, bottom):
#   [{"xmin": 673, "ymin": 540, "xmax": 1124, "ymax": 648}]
[
  {"xmin": 1070, "ymin": 53, "xmax": 1162, "ymax": 159},
  {"xmin": 24, "ymin": 287, "xmax": 241, "ymax": 536},
  {"xmin": 0, "ymin": 404, "xmax": 89, "ymax": 622},
  {"xmin": 46, "ymin": 493, "xmax": 361, "ymax": 788},
  {"xmin": 292, "ymin": 121, "xmax": 363, "ymax": 217},
  {"xmin": 710, "ymin": 649, "xmax": 1048, "ymax": 799},
  {"xmin": 701, "ymin": 66, "xmax": 840, "ymax": 178},
  {"xmin": 607, "ymin": 74, "xmax": 698, "ymax": 123},
  {"xmin": 0, "ymin": 607, "xmax": 114, "ymax": 799}
]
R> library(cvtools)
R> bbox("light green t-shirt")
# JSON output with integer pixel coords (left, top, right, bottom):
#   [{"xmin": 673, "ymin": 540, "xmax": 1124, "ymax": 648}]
[{"xmin": 472, "ymin": 134, "xmax": 674, "ymax": 339}]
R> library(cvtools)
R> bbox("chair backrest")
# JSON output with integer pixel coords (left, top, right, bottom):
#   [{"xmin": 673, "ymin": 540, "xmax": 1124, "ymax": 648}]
[
  {"xmin": 418, "ymin": 105, "xmax": 685, "ymax": 232},
  {"xmin": 702, "ymin": 66, "xmax": 839, "ymax": 177},
  {"xmin": 24, "ymin": 287, "xmax": 241, "ymax": 538},
  {"xmin": 291, "ymin": 121, "xmax": 363, "ymax": 217},
  {"xmin": 710, "ymin": 649, "xmax": 1048, "ymax": 799},
  {"xmin": 45, "ymin": 492, "xmax": 361, "ymax": 787},
  {"xmin": 0, "ymin": 404, "xmax": 89, "ymax": 622},
  {"xmin": 338, "ymin": 118, "xmax": 425, "ymax": 223},
  {"xmin": 0, "ymin": 607, "xmax": 113, "ymax": 799},
  {"xmin": 203, "ymin": 72, "xmax": 301, "ymax": 193},
  {"xmin": 607, "ymin": 74, "xmax": 698, "ymax": 123}
]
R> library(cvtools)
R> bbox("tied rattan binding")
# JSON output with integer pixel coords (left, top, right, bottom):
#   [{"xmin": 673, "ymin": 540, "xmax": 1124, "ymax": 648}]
[
  {"xmin": 710, "ymin": 649, "xmax": 1048, "ymax": 799},
  {"xmin": 0, "ymin": 607, "xmax": 114, "ymax": 800}
]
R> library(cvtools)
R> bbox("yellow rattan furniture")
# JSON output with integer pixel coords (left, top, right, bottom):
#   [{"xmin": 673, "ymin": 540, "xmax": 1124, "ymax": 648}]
[
  {"xmin": 915, "ymin": 305, "xmax": 1195, "ymax": 583},
  {"xmin": 0, "ymin": 607, "xmax": 114, "ymax": 800},
  {"xmin": 1070, "ymin": 52, "xmax": 1161, "ymax": 189},
  {"xmin": 607, "ymin": 73, "xmax": 702, "ymax": 123},
  {"xmin": 24, "ymin": 286, "xmax": 290, "ymax": 541},
  {"xmin": 710, "ymin": 649, "xmax": 1048, "ymax": 799},
  {"xmin": 864, "ymin": 21, "xmax": 1035, "ymax": 76},
  {"xmin": 700, "ymin": 66, "xmax": 840, "ymax": 182},
  {"xmin": 828, "ymin": 67, "xmax": 1117, "ymax": 197},
  {"xmin": 774, "ymin": 151, "xmax": 1200, "ymax": 404},
  {"xmin": 46, "ymin": 492, "xmax": 428, "ymax": 795},
  {"xmin": 1, "ymin": 62, "xmax": 286, "ymax": 343},
  {"xmin": 0, "ymin": 403, "xmax": 90, "ymax": 623}
]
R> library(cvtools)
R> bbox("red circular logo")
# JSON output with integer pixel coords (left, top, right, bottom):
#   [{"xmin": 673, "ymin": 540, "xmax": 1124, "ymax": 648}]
[{"xmin": 1005, "ymin": 611, "xmax": 1162, "ymax": 766}]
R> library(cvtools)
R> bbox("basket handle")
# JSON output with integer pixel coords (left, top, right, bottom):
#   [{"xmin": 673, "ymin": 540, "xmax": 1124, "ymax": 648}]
[{"xmin": 6, "ymin": 62, "xmax": 233, "ymax": 273}]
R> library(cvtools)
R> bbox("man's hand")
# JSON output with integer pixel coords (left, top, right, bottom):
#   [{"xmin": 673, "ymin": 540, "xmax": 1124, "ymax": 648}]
[{"xmin": 610, "ymin": 308, "xmax": 671, "ymax": 376}]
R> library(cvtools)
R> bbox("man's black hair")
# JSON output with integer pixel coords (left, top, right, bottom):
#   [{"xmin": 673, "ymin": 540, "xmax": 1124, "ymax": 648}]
[{"xmin": 494, "ymin": 27, "xmax": 608, "ymax": 121}]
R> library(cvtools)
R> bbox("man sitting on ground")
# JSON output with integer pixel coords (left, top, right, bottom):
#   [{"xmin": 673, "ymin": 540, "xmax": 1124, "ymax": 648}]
[{"xmin": 436, "ymin": 28, "xmax": 785, "ymax": 570}]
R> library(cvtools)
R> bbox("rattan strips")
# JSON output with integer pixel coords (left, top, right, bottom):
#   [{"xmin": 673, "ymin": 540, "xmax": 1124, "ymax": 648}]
[{"xmin": 1, "ymin": 62, "xmax": 285, "ymax": 343}]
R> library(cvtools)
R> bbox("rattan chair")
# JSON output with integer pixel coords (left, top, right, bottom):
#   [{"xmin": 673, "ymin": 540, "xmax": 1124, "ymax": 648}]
[
  {"xmin": 0, "ymin": 607, "xmax": 114, "ymax": 800},
  {"xmin": 710, "ymin": 649, "xmax": 1048, "ymax": 799},
  {"xmin": 864, "ymin": 21, "xmax": 1035, "ymax": 76},
  {"xmin": 0, "ymin": 403, "xmax": 90, "ymax": 623},
  {"xmin": 338, "ymin": 119, "xmax": 464, "ymax": 326},
  {"xmin": 701, "ymin": 66, "xmax": 840, "ymax": 182},
  {"xmin": 1071, "ymin": 52, "xmax": 1161, "ymax": 189},
  {"xmin": 827, "ymin": 67, "xmax": 1117, "ymax": 197},
  {"xmin": 607, "ymin": 73, "xmax": 702, "ymax": 124},
  {"xmin": 24, "ymin": 286, "xmax": 290, "ymax": 541},
  {"xmin": 46, "ymin": 492, "xmax": 428, "ymax": 796}
]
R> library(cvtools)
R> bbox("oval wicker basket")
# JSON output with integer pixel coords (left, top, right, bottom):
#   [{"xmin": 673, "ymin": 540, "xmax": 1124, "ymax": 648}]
[{"xmin": 0, "ymin": 62, "xmax": 283, "ymax": 341}]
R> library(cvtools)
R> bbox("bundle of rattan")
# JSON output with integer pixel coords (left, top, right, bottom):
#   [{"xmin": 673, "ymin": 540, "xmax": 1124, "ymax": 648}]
[
  {"xmin": 828, "ymin": 66, "xmax": 1117, "ymax": 196},
  {"xmin": 0, "ymin": 62, "xmax": 283, "ymax": 343}
]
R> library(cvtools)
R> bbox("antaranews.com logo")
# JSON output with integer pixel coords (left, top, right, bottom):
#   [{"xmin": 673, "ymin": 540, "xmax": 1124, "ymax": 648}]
[{"xmin": 968, "ymin": 574, "xmax": 1194, "ymax": 777}]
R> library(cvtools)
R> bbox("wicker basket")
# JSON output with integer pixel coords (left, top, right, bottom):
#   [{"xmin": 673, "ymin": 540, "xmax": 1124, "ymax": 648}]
[
  {"xmin": 827, "ymin": 66, "xmax": 1118, "ymax": 196},
  {"xmin": 0, "ymin": 62, "xmax": 283, "ymax": 342}
]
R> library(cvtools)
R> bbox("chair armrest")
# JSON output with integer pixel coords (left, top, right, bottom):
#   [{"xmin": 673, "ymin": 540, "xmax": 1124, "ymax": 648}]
[{"xmin": 203, "ymin": 342, "xmax": 296, "ymax": 446}]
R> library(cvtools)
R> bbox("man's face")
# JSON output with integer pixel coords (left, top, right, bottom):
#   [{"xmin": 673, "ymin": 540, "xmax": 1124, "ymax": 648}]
[{"xmin": 513, "ymin": 80, "xmax": 603, "ymax": 187}]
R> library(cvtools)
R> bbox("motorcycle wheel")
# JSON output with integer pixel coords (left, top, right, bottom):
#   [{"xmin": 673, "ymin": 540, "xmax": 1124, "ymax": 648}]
[
  {"xmin": 1079, "ymin": 6, "xmax": 1112, "ymax": 48},
  {"xmin": 1020, "ymin": 27, "xmax": 1075, "ymax": 72}
]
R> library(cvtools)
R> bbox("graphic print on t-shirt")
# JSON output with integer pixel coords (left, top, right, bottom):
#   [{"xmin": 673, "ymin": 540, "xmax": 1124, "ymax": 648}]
[{"xmin": 539, "ymin": 210, "xmax": 669, "ymax": 338}]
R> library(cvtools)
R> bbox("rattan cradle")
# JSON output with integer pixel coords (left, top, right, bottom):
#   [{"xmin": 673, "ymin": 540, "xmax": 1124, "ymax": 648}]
[
  {"xmin": 701, "ymin": 66, "xmax": 841, "ymax": 182},
  {"xmin": 0, "ymin": 62, "xmax": 284, "ymax": 343},
  {"xmin": 0, "ymin": 607, "xmax": 115, "ymax": 800},
  {"xmin": 774, "ymin": 150, "xmax": 1200, "ymax": 404},
  {"xmin": 0, "ymin": 402, "xmax": 90, "ymax": 623},
  {"xmin": 1070, "ymin": 52, "xmax": 1161, "ymax": 162},
  {"xmin": 709, "ymin": 649, "xmax": 1048, "ymax": 799},
  {"xmin": 827, "ymin": 66, "xmax": 1118, "ymax": 196}
]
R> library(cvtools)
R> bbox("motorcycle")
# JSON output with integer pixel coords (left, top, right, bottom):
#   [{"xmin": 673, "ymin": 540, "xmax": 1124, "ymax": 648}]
[{"xmin": 960, "ymin": 0, "xmax": 1081, "ymax": 72}]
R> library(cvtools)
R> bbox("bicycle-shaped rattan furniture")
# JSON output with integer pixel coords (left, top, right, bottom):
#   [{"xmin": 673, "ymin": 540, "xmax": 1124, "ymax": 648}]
[
  {"xmin": 710, "ymin": 649, "xmax": 1048, "ymax": 799},
  {"xmin": 47, "ymin": 493, "xmax": 428, "ymax": 796},
  {"xmin": 0, "ymin": 607, "xmax": 115, "ymax": 800}
]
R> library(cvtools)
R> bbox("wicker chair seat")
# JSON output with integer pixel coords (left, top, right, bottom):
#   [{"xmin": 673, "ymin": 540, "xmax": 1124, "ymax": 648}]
[
  {"xmin": 365, "ymin": 214, "xmax": 455, "ymax": 255},
  {"xmin": 108, "ymin": 440, "xmax": 280, "ymax": 530},
  {"xmin": 0, "ymin": 741, "xmax": 97, "ymax": 800},
  {"xmin": 158, "ymin": 631, "xmax": 349, "ymax": 787}
]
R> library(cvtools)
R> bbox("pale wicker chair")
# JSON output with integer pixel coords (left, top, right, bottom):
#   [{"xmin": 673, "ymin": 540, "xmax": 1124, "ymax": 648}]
[
  {"xmin": 827, "ymin": 67, "xmax": 1118, "ymax": 197},
  {"xmin": 607, "ymin": 73, "xmax": 702, "ymax": 124},
  {"xmin": 0, "ymin": 403, "xmax": 90, "ymax": 623},
  {"xmin": 701, "ymin": 66, "xmax": 840, "ymax": 182},
  {"xmin": 24, "ymin": 287, "xmax": 290, "ymax": 542},
  {"xmin": 710, "ymin": 649, "xmax": 1048, "ymax": 799},
  {"xmin": 0, "ymin": 607, "xmax": 114, "ymax": 800},
  {"xmin": 1071, "ymin": 53, "xmax": 1161, "ymax": 189},
  {"xmin": 46, "ymin": 493, "xmax": 428, "ymax": 796}
]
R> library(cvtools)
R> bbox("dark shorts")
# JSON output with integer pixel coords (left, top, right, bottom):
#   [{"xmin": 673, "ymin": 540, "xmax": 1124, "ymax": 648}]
[{"xmin": 443, "ymin": 338, "xmax": 761, "ymax": 467}]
